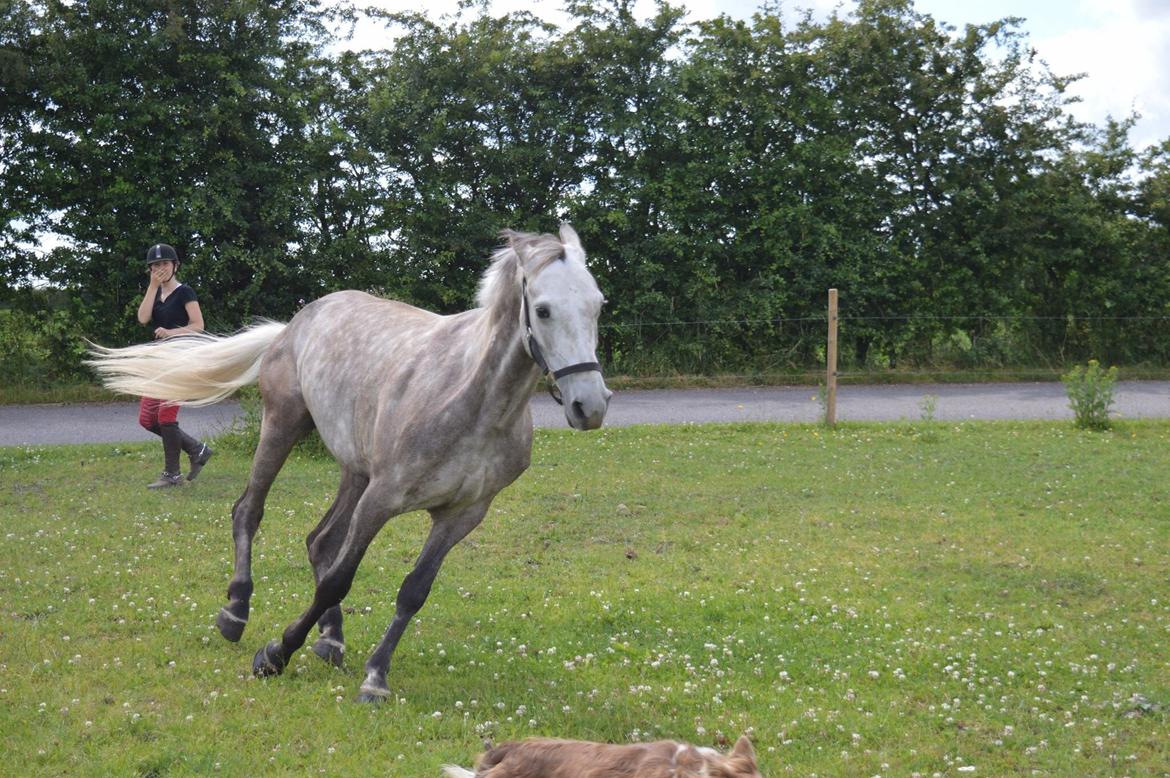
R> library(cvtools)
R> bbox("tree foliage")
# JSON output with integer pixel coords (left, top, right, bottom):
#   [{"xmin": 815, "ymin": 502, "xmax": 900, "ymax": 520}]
[{"xmin": 2, "ymin": 0, "xmax": 1168, "ymax": 382}]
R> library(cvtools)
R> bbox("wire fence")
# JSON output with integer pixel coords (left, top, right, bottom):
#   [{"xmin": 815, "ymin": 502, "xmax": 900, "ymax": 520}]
[
  {"xmin": 604, "ymin": 315, "xmax": 1170, "ymax": 325},
  {"xmin": 598, "ymin": 312, "xmax": 1170, "ymax": 379}
]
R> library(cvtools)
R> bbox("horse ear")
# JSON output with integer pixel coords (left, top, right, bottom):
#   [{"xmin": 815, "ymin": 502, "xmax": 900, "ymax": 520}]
[
  {"xmin": 501, "ymin": 229, "xmax": 521, "ymax": 251},
  {"xmin": 730, "ymin": 735, "xmax": 755, "ymax": 762},
  {"xmin": 559, "ymin": 223, "xmax": 582, "ymax": 249}
]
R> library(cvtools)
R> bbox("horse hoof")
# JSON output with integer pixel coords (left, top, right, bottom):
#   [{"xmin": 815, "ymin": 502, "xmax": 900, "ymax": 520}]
[
  {"xmin": 216, "ymin": 605, "xmax": 248, "ymax": 642},
  {"xmin": 252, "ymin": 641, "xmax": 286, "ymax": 677},
  {"xmin": 356, "ymin": 684, "xmax": 390, "ymax": 704},
  {"xmin": 312, "ymin": 637, "xmax": 345, "ymax": 668}
]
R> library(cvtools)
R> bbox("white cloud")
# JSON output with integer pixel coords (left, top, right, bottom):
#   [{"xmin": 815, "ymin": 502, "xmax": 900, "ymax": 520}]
[
  {"xmin": 1034, "ymin": 0, "xmax": 1170, "ymax": 146},
  {"xmin": 1132, "ymin": 0, "xmax": 1170, "ymax": 19}
]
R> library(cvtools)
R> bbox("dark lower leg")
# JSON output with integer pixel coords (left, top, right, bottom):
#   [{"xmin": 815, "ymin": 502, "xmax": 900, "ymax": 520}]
[
  {"xmin": 360, "ymin": 568, "xmax": 437, "ymax": 700},
  {"xmin": 306, "ymin": 472, "xmax": 367, "ymax": 666},
  {"xmin": 358, "ymin": 504, "xmax": 488, "ymax": 701},
  {"xmin": 311, "ymin": 606, "xmax": 346, "ymax": 666},
  {"xmin": 218, "ymin": 405, "xmax": 313, "ymax": 642},
  {"xmin": 254, "ymin": 565, "xmax": 361, "ymax": 676},
  {"xmin": 179, "ymin": 428, "xmax": 204, "ymax": 456},
  {"xmin": 256, "ymin": 491, "xmax": 383, "ymax": 677},
  {"xmin": 217, "ymin": 490, "xmax": 262, "ymax": 642},
  {"xmin": 308, "ymin": 526, "xmax": 349, "ymax": 666},
  {"xmin": 159, "ymin": 423, "xmax": 182, "ymax": 475}
]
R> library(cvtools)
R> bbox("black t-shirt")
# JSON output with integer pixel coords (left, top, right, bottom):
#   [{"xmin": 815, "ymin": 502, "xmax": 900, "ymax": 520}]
[{"xmin": 152, "ymin": 284, "xmax": 197, "ymax": 329}]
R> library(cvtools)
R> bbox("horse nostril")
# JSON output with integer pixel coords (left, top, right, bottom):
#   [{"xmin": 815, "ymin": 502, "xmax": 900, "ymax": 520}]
[{"xmin": 572, "ymin": 400, "xmax": 585, "ymax": 421}]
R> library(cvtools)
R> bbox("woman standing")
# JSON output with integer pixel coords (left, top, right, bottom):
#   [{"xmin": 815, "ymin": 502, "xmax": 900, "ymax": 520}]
[{"xmin": 136, "ymin": 243, "xmax": 214, "ymax": 488}]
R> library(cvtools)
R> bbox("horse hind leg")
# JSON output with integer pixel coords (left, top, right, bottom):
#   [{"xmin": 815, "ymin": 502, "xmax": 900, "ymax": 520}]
[
  {"xmin": 306, "ymin": 469, "xmax": 369, "ymax": 667},
  {"xmin": 216, "ymin": 390, "xmax": 314, "ymax": 642},
  {"xmin": 357, "ymin": 500, "xmax": 491, "ymax": 703},
  {"xmin": 311, "ymin": 606, "xmax": 346, "ymax": 668}
]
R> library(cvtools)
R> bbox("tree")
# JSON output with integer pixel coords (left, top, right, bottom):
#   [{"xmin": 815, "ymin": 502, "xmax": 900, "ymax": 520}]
[
  {"xmin": 809, "ymin": 0, "xmax": 1085, "ymax": 366},
  {"xmin": 357, "ymin": 7, "xmax": 598, "ymax": 312},
  {"xmin": 1015, "ymin": 120, "xmax": 1170, "ymax": 364},
  {"xmin": 561, "ymin": 0, "xmax": 694, "ymax": 371},
  {"xmin": 4, "ymin": 0, "xmax": 1170, "ymax": 382},
  {"xmin": 4, "ymin": 0, "xmax": 336, "ymax": 344},
  {"xmin": 0, "ymin": 0, "xmax": 44, "ymax": 293}
]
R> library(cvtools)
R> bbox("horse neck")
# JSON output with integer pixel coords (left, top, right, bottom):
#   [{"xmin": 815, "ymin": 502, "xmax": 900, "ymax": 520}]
[{"xmin": 469, "ymin": 294, "xmax": 543, "ymax": 422}]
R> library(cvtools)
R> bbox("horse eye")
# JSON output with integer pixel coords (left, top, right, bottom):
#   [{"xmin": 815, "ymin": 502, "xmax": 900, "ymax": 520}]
[{"xmin": 536, "ymin": 306, "xmax": 551, "ymax": 319}]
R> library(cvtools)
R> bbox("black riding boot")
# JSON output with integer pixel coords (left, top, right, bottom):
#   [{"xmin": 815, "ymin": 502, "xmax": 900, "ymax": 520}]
[
  {"xmin": 179, "ymin": 428, "xmax": 214, "ymax": 481},
  {"xmin": 147, "ymin": 423, "xmax": 184, "ymax": 489}
]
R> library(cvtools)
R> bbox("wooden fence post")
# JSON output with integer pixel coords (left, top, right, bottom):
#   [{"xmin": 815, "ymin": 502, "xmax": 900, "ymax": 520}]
[{"xmin": 826, "ymin": 288, "xmax": 838, "ymax": 426}]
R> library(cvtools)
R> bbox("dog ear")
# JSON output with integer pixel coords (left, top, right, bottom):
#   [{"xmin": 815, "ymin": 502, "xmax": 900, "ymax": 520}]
[
  {"xmin": 724, "ymin": 736, "xmax": 761, "ymax": 776},
  {"xmin": 731, "ymin": 736, "xmax": 755, "ymax": 761}
]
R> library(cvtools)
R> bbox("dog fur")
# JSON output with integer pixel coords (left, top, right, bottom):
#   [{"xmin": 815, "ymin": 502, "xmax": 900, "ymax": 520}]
[{"xmin": 441, "ymin": 734, "xmax": 762, "ymax": 778}]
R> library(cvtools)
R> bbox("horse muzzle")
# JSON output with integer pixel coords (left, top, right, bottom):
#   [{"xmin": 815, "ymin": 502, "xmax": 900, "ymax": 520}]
[{"xmin": 560, "ymin": 373, "xmax": 612, "ymax": 431}]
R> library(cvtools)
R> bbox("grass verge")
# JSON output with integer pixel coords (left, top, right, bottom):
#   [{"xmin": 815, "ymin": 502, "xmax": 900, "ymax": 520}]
[{"xmin": 1, "ymin": 421, "xmax": 1168, "ymax": 775}]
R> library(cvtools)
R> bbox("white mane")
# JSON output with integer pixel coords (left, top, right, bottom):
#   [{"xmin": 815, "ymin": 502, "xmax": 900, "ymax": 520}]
[{"xmin": 475, "ymin": 229, "xmax": 567, "ymax": 314}]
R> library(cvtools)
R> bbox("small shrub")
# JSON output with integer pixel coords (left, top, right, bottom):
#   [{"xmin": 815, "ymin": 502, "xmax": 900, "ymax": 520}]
[
  {"xmin": 919, "ymin": 393, "xmax": 938, "ymax": 423},
  {"xmin": 1062, "ymin": 359, "xmax": 1118, "ymax": 430},
  {"xmin": 211, "ymin": 387, "xmax": 264, "ymax": 454},
  {"xmin": 213, "ymin": 386, "xmax": 331, "ymax": 458}
]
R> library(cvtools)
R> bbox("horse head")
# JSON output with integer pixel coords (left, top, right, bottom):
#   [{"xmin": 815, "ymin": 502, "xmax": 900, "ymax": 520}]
[{"xmin": 512, "ymin": 224, "xmax": 612, "ymax": 431}]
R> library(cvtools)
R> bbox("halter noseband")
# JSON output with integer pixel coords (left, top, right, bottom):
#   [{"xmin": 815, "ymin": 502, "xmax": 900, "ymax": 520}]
[{"xmin": 522, "ymin": 274, "xmax": 603, "ymax": 406}]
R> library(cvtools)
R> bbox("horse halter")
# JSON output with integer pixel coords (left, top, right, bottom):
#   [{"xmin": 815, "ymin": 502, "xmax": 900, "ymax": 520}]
[{"xmin": 521, "ymin": 274, "xmax": 603, "ymax": 406}]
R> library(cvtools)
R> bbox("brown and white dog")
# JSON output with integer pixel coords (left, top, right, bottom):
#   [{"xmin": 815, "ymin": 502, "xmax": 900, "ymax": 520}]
[{"xmin": 442, "ymin": 735, "xmax": 763, "ymax": 778}]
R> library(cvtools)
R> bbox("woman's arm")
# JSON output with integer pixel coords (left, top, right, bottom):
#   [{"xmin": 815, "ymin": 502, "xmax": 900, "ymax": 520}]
[
  {"xmin": 154, "ymin": 301, "xmax": 205, "ymax": 339},
  {"xmin": 136, "ymin": 268, "xmax": 163, "ymax": 325}
]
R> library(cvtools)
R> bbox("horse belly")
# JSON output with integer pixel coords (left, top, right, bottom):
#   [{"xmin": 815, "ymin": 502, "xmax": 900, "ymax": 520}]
[{"xmin": 388, "ymin": 431, "xmax": 531, "ymax": 514}]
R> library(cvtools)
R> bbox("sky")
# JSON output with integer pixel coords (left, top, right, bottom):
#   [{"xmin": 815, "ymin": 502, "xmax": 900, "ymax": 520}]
[
  {"xmin": 904, "ymin": 0, "xmax": 1170, "ymax": 149},
  {"xmin": 339, "ymin": 0, "xmax": 1170, "ymax": 151}
]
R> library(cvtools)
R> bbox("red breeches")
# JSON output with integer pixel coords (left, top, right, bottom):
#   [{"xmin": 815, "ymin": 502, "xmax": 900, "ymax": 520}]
[{"xmin": 139, "ymin": 396, "xmax": 179, "ymax": 429}]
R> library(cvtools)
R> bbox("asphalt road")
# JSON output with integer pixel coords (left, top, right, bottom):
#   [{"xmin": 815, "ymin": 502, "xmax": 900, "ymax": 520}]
[{"xmin": 1, "ymin": 381, "xmax": 1168, "ymax": 447}]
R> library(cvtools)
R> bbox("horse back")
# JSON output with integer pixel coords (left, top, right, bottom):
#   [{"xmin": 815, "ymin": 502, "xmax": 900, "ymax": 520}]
[{"xmin": 270, "ymin": 290, "xmax": 527, "ymax": 485}]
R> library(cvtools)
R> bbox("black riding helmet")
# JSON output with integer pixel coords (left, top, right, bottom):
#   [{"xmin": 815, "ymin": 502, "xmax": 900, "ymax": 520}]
[{"xmin": 144, "ymin": 243, "xmax": 179, "ymax": 265}]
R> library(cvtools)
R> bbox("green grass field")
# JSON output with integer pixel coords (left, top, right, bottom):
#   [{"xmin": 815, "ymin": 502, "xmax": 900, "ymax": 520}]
[{"xmin": 2, "ymin": 421, "xmax": 1168, "ymax": 776}]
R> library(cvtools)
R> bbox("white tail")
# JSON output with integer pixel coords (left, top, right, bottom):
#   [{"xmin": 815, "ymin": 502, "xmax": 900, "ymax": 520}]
[
  {"xmin": 86, "ymin": 321, "xmax": 286, "ymax": 406},
  {"xmin": 440, "ymin": 767, "xmax": 475, "ymax": 778}
]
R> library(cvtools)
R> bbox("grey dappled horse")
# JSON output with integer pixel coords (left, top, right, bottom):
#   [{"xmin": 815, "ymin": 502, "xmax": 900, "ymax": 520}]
[{"xmin": 89, "ymin": 225, "xmax": 611, "ymax": 701}]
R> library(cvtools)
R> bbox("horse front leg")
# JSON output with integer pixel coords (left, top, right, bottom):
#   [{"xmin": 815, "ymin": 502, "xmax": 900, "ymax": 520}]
[{"xmin": 357, "ymin": 500, "xmax": 490, "ymax": 703}]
